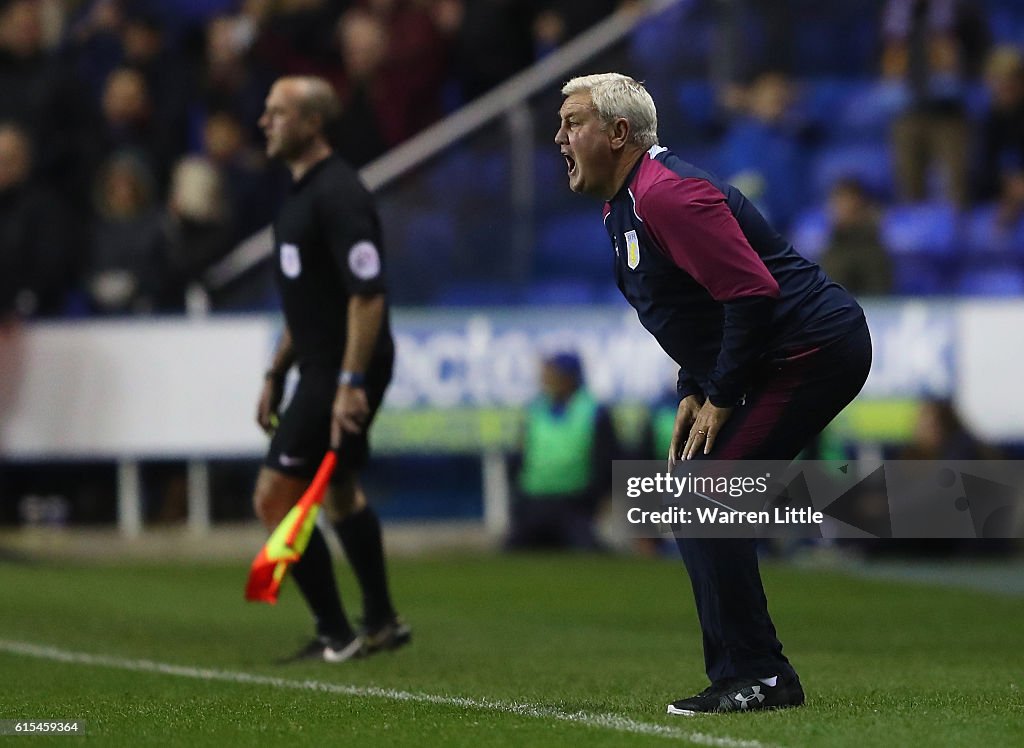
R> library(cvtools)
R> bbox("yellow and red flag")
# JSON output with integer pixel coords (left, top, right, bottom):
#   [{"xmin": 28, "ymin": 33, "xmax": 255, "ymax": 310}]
[{"xmin": 245, "ymin": 451, "xmax": 337, "ymax": 604}]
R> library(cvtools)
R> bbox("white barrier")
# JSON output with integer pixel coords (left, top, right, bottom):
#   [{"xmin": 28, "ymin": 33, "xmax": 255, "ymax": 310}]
[
  {"xmin": 3, "ymin": 301, "xmax": 1022, "ymax": 458},
  {"xmin": 2, "ymin": 301, "xmax": 1021, "ymax": 534},
  {"xmin": 0, "ymin": 316, "xmax": 275, "ymax": 459}
]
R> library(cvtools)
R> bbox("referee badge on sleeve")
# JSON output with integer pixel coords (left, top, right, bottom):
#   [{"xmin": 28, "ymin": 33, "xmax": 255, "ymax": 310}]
[
  {"xmin": 280, "ymin": 243, "xmax": 302, "ymax": 278},
  {"xmin": 348, "ymin": 241, "xmax": 381, "ymax": 280},
  {"xmin": 625, "ymin": 230, "xmax": 640, "ymax": 270}
]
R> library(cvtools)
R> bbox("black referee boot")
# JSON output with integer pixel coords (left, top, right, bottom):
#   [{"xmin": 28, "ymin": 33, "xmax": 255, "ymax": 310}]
[
  {"xmin": 278, "ymin": 633, "xmax": 364, "ymax": 664},
  {"xmin": 361, "ymin": 616, "xmax": 412, "ymax": 654},
  {"xmin": 667, "ymin": 674, "xmax": 805, "ymax": 715}
]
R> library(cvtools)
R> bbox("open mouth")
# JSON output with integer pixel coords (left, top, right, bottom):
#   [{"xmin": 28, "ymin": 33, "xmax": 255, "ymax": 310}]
[{"xmin": 564, "ymin": 154, "xmax": 577, "ymax": 178}]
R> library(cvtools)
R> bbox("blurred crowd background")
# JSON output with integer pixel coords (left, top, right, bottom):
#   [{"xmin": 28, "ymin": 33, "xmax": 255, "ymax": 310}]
[
  {"xmin": 1, "ymin": 0, "xmax": 1022, "ymax": 551},
  {"xmin": 1, "ymin": 0, "xmax": 636, "ymax": 316},
  {"xmin": 2, "ymin": 0, "xmax": 1024, "ymax": 318}
]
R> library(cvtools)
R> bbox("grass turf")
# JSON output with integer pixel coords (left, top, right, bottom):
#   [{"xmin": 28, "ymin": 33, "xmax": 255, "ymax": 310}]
[{"xmin": 0, "ymin": 553, "xmax": 1021, "ymax": 747}]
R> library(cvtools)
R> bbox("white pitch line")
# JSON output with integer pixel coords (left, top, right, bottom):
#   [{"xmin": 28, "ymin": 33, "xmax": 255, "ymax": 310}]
[{"xmin": 0, "ymin": 639, "xmax": 777, "ymax": 748}]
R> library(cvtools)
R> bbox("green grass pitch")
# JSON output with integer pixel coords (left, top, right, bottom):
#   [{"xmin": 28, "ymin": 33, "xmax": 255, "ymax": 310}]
[{"xmin": 0, "ymin": 553, "xmax": 1021, "ymax": 746}]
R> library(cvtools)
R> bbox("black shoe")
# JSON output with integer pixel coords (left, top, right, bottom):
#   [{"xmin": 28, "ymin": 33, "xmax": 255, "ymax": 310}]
[
  {"xmin": 278, "ymin": 634, "xmax": 364, "ymax": 664},
  {"xmin": 667, "ymin": 675, "xmax": 805, "ymax": 715},
  {"xmin": 361, "ymin": 617, "xmax": 412, "ymax": 654}
]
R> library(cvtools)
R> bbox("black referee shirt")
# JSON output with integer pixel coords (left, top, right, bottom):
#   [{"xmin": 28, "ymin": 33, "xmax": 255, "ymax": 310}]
[{"xmin": 273, "ymin": 154, "xmax": 393, "ymax": 370}]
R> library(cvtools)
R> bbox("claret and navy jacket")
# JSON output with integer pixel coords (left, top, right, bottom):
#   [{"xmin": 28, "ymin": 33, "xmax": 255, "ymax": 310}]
[{"xmin": 603, "ymin": 145, "xmax": 865, "ymax": 407}]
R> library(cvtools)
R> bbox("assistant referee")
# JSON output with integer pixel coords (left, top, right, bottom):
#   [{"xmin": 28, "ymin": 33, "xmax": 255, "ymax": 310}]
[{"xmin": 253, "ymin": 76, "xmax": 408, "ymax": 663}]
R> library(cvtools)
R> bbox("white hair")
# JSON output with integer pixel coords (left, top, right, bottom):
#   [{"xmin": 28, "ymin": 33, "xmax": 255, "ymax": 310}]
[{"xmin": 561, "ymin": 73, "xmax": 658, "ymax": 149}]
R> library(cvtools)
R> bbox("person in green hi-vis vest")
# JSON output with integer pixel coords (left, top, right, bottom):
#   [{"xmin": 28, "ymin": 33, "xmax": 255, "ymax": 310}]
[{"xmin": 506, "ymin": 352, "xmax": 619, "ymax": 550}]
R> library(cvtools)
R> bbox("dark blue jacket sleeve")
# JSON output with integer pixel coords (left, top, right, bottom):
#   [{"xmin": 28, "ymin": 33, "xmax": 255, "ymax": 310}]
[
  {"xmin": 676, "ymin": 368, "xmax": 703, "ymax": 400},
  {"xmin": 704, "ymin": 296, "xmax": 777, "ymax": 406}
]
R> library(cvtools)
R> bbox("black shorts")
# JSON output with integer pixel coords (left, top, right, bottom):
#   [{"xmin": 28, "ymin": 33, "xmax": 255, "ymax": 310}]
[{"xmin": 265, "ymin": 362, "xmax": 391, "ymax": 478}]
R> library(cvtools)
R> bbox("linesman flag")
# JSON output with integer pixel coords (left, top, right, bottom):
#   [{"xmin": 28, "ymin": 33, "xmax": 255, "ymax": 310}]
[{"xmin": 245, "ymin": 451, "xmax": 337, "ymax": 603}]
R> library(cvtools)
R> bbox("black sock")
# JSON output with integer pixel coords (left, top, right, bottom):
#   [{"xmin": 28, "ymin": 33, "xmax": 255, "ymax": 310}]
[
  {"xmin": 290, "ymin": 526, "xmax": 353, "ymax": 640},
  {"xmin": 335, "ymin": 506, "xmax": 396, "ymax": 628}
]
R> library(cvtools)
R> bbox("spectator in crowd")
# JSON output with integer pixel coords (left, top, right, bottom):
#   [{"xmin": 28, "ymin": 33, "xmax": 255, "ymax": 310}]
[
  {"xmin": 202, "ymin": 108, "xmax": 282, "ymax": 240},
  {"xmin": 67, "ymin": 1, "xmax": 186, "ymax": 108},
  {"xmin": 359, "ymin": 0, "xmax": 448, "ymax": 145},
  {"xmin": 251, "ymin": 0, "xmax": 344, "ymax": 73},
  {"xmin": 0, "ymin": 0, "xmax": 91, "ymax": 210},
  {"xmin": 506, "ymin": 352, "xmax": 618, "ymax": 550},
  {"xmin": 197, "ymin": 12, "xmax": 273, "ymax": 139},
  {"xmin": 4, "ymin": 0, "xmax": 639, "ymax": 322},
  {"xmin": 900, "ymin": 397, "xmax": 1000, "ymax": 460},
  {"xmin": 532, "ymin": 0, "xmax": 622, "ymax": 55},
  {"xmin": 314, "ymin": 2, "xmax": 448, "ymax": 167},
  {"xmin": 329, "ymin": 8, "xmax": 391, "ymax": 167},
  {"xmin": 86, "ymin": 151, "xmax": 166, "ymax": 314},
  {"xmin": 121, "ymin": 11, "xmax": 189, "ymax": 154},
  {"xmin": 67, "ymin": 0, "xmax": 128, "ymax": 97},
  {"xmin": 0, "ymin": 122, "xmax": 75, "ymax": 318},
  {"xmin": 433, "ymin": 0, "xmax": 538, "ymax": 103},
  {"xmin": 718, "ymin": 71, "xmax": 811, "ymax": 229},
  {"xmin": 97, "ymin": 66, "xmax": 181, "ymax": 188},
  {"xmin": 993, "ymin": 170, "xmax": 1024, "ymax": 231},
  {"xmin": 883, "ymin": 395, "xmax": 1011, "ymax": 556},
  {"xmin": 818, "ymin": 178, "xmax": 894, "ymax": 297},
  {"xmin": 882, "ymin": 0, "xmax": 989, "ymax": 207},
  {"xmin": 159, "ymin": 155, "xmax": 237, "ymax": 310},
  {"xmin": 976, "ymin": 45, "xmax": 1024, "ymax": 227}
]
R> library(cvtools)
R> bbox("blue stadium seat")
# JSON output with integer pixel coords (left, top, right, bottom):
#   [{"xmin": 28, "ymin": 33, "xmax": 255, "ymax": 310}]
[
  {"xmin": 404, "ymin": 212, "xmax": 456, "ymax": 260},
  {"xmin": 676, "ymin": 80, "xmax": 717, "ymax": 132},
  {"xmin": 792, "ymin": 22, "xmax": 843, "ymax": 76},
  {"xmin": 892, "ymin": 257, "xmax": 948, "ymax": 296},
  {"xmin": 803, "ymin": 78, "xmax": 870, "ymax": 129},
  {"xmin": 639, "ymin": 77, "xmax": 687, "ymax": 144},
  {"xmin": 956, "ymin": 266, "xmax": 1024, "ymax": 296},
  {"xmin": 629, "ymin": 2, "xmax": 711, "ymax": 76},
  {"xmin": 434, "ymin": 281, "xmax": 521, "ymax": 307},
  {"xmin": 534, "ymin": 147, "xmax": 567, "ymax": 200},
  {"xmin": 831, "ymin": 81, "xmax": 906, "ymax": 143},
  {"xmin": 881, "ymin": 202, "xmax": 959, "ymax": 259},
  {"xmin": 426, "ymin": 148, "xmax": 509, "ymax": 202},
  {"xmin": 962, "ymin": 205, "xmax": 1024, "ymax": 258},
  {"xmin": 812, "ymin": 143, "xmax": 894, "ymax": 200},
  {"xmin": 521, "ymin": 280, "xmax": 601, "ymax": 305},
  {"xmin": 425, "ymin": 149, "xmax": 472, "ymax": 196},
  {"xmin": 988, "ymin": 6, "xmax": 1024, "ymax": 43},
  {"xmin": 153, "ymin": 0, "xmax": 236, "ymax": 23},
  {"xmin": 963, "ymin": 82, "xmax": 991, "ymax": 121},
  {"xmin": 533, "ymin": 212, "xmax": 613, "ymax": 280},
  {"xmin": 384, "ymin": 212, "xmax": 454, "ymax": 303},
  {"xmin": 789, "ymin": 206, "xmax": 831, "ymax": 261},
  {"xmin": 792, "ymin": 14, "xmax": 878, "ymax": 76},
  {"xmin": 396, "ymin": 211, "xmax": 457, "ymax": 300},
  {"xmin": 675, "ymin": 144, "xmax": 721, "ymax": 178}
]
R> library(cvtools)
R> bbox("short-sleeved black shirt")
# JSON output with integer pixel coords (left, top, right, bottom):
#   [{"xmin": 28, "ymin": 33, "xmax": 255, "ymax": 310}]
[{"xmin": 273, "ymin": 154, "xmax": 394, "ymax": 370}]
